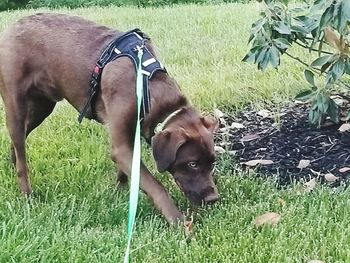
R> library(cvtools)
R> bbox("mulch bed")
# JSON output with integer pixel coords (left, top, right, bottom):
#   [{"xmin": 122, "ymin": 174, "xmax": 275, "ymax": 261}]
[{"xmin": 216, "ymin": 103, "xmax": 350, "ymax": 185}]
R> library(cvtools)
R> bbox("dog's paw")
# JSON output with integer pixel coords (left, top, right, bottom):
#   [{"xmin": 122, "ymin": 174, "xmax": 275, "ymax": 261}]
[{"xmin": 116, "ymin": 171, "xmax": 128, "ymax": 187}]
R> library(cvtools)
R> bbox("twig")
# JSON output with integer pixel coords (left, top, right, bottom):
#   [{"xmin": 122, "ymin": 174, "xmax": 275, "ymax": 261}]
[
  {"xmin": 284, "ymin": 51, "xmax": 350, "ymax": 91},
  {"xmin": 284, "ymin": 51, "xmax": 310, "ymax": 68},
  {"xmin": 295, "ymin": 40, "xmax": 333, "ymax": 55}
]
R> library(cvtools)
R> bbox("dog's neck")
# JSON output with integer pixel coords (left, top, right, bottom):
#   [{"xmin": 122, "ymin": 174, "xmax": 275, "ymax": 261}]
[
  {"xmin": 139, "ymin": 72, "xmax": 189, "ymax": 140},
  {"xmin": 154, "ymin": 108, "xmax": 183, "ymax": 134},
  {"xmin": 144, "ymin": 102, "xmax": 188, "ymax": 139}
]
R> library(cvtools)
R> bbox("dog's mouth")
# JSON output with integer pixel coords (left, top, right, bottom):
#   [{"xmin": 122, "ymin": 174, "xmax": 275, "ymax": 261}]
[{"xmin": 178, "ymin": 184, "xmax": 219, "ymax": 205}]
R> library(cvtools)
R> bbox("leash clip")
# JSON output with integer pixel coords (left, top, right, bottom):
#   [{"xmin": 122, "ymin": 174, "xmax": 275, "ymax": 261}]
[{"xmin": 134, "ymin": 44, "xmax": 144, "ymax": 53}]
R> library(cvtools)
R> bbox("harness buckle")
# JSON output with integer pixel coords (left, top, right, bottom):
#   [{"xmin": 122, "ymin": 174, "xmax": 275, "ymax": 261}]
[
  {"xmin": 96, "ymin": 61, "xmax": 104, "ymax": 69},
  {"xmin": 134, "ymin": 44, "xmax": 144, "ymax": 53}
]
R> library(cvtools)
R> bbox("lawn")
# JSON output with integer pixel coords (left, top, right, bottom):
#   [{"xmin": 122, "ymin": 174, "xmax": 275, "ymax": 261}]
[{"xmin": 0, "ymin": 3, "xmax": 350, "ymax": 263}]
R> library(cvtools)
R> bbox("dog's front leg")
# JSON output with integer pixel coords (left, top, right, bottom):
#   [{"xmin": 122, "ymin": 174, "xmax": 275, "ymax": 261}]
[{"xmin": 111, "ymin": 143, "xmax": 184, "ymax": 225}]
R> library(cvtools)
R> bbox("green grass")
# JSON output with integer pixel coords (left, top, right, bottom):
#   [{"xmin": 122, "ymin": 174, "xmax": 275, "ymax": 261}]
[{"xmin": 0, "ymin": 3, "xmax": 349, "ymax": 263}]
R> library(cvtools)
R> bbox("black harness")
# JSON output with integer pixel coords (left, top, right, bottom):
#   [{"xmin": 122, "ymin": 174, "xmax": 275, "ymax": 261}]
[{"xmin": 78, "ymin": 29, "xmax": 167, "ymax": 123}]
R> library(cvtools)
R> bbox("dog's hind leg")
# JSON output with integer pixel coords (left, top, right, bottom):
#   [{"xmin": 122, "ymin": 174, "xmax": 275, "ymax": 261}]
[
  {"xmin": 10, "ymin": 94, "xmax": 56, "ymax": 164},
  {"xmin": 25, "ymin": 95, "xmax": 56, "ymax": 137},
  {"xmin": 5, "ymin": 92, "xmax": 32, "ymax": 194},
  {"xmin": 6, "ymin": 91, "xmax": 56, "ymax": 194}
]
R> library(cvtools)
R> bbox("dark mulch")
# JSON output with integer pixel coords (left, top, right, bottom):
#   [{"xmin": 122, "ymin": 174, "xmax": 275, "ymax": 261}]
[{"xmin": 217, "ymin": 103, "xmax": 350, "ymax": 185}]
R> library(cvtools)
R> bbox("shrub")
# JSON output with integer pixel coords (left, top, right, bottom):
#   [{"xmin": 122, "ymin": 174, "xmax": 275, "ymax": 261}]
[
  {"xmin": 243, "ymin": 0, "xmax": 350, "ymax": 127},
  {"xmin": 0, "ymin": 0, "xmax": 28, "ymax": 11}
]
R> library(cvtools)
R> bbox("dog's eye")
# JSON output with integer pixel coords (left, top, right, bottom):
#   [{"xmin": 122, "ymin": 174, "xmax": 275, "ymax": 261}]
[{"xmin": 188, "ymin": 161, "xmax": 199, "ymax": 169}]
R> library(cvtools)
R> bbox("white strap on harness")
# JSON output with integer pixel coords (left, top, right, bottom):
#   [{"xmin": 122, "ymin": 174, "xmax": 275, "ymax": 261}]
[
  {"xmin": 141, "ymin": 69, "xmax": 151, "ymax": 76},
  {"xmin": 154, "ymin": 108, "xmax": 183, "ymax": 134},
  {"xmin": 142, "ymin": 58, "xmax": 156, "ymax": 67}
]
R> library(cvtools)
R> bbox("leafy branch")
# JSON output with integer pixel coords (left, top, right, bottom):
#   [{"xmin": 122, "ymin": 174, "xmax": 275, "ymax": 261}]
[{"xmin": 243, "ymin": 0, "xmax": 350, "ymax": 126}]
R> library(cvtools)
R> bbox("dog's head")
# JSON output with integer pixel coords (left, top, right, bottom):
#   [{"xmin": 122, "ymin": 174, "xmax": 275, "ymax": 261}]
[{"xmin": 151, "ymin": 107, "xmax": 219, "ymax": 205}]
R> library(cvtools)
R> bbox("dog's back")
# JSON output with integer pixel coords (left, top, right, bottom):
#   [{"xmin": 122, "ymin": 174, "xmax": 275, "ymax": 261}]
[{"xmin": 0, "ymin": 13, "xmax": 118, "ymax": 103}]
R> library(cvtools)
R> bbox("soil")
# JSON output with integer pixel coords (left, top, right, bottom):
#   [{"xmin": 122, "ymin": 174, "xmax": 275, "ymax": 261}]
[{"xmin": 216, "ymin": 103, "xmax": 350, "ymax": 185}]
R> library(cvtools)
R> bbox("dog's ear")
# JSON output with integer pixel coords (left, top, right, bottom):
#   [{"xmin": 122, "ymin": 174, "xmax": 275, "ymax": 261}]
[
  {"xmin": 151, "ymin": 128, "xmax": 188, "ymax": 172},
  {"xmin": 201, "ymin": 115, "xmax": 219, "ymax": 133}
]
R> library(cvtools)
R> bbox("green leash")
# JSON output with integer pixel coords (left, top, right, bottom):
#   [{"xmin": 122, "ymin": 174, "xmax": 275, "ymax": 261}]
[{"xmin": 124, "ymin": 46, "xmax": 144, "ymax": 263}]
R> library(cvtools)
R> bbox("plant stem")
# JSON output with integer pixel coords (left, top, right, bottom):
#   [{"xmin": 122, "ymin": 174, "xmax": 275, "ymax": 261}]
[
  {"xmin": 294, "ymin": 41, "xmax": 333, "ymax": 55},
  {"xmin": 284, "ymin": 51, "xmax": 310, "ymax": 67},
  {"xmin": 284, "ymin": 51, "xmax": 350, "ymax": 90}
]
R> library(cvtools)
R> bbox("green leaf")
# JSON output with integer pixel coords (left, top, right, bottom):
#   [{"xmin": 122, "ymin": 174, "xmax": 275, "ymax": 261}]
[
  {"xmin": 321, "ymin": 62, "xmax": 332, "ymax": 73},
  {"xmin": 273, "ymin": 21, "xmax": 291, "ymax": 35},
  {"xmin": 341, "ymin": 0, "xmax": 350, "ymax": 20},
  {"xmin": 242, "ymin": 51, "xmax": 255, "ymax": 63},
  {"xmin": 242, "ymin": 46, "xmax": 261, "ymax": 63},
  {"xmin": 269, "ymin": 46, "xmax": 280, "ymax": 68},
  {"xmin": 255, "ymin": 46, "xmax": 268, "ymax": 64},
  {"xmin": 330, "ymin": 58, "xmax": 345, "ymax": 83},
  {"xmin": 327, "ymin": 98, "xmax": 339, "ymax": 123},
  {"xmin": 295, "ymin": 89, "xmax": 315, "ymax": 102},
  {"xmin": 318, "ymin": 35, "xmax": 324, "ymax": 57},
  {"xmin": 333, "ymin": 0, "xmax": 342, "ymax": 28},
  {"xmin": 347, "ymin": 111, "xmax": 350, "ymax": 121},
  {"xmin": 310, "ymin": 0, "xmax": 333, "ymax": 14},
  {"xmin": 252, "ymin": 33, "xmax": 268, "ymax": 48},
  {"xmin": 308, "ymin": 107, "xmax": 322, "ymax": 126},
  {"xmin": 308, "ymin": 108, "xmax": 316, "ymax": 124},
  {"xmin": 304, "ymin": 69, "xmax": 316, "ymax": 87},
  {"xmin": 292, "ymin": 16, "xmax": 318, "ymax": 34},
  {"xmin": 273, "ymin": 38, "xmax": 291, "ymax": 50},
  {"xmin": 249, "ymin": 18, "xmax": 266, "ymax": 43},
  {"xmin": 316, "ymin": 93, "xmax": 329, "ymax": 113},
  {"xmin": 345, "ymin": 59, "xmax": 350, "ymax": 75},
  {"xmin": 290, "ymin": 25, "xmax": 309, "ymax": 34},
  {"xmin": 339, "ymin": 0, "xmax": 350, "ymax": 34},
  {"xmin": 311, "ymin": 55, "xmax": 332, "ymax": 67},
  {"xmin": 258, "ymin": 49, "xmax": 270, "ymax": 71},
  {"xmin": 319, "ymin": 5, "xmax": 334, "ymax": 30},
  {"xmin": 262, "ymin": 22, "xmax": 272, "ymax": 39}
]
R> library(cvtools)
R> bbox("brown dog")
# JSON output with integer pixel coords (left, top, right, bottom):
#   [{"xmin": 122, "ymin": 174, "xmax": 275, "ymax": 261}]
[{"xmin": 0, "ymin": 13, "xmax": 219, "ymax": 224}]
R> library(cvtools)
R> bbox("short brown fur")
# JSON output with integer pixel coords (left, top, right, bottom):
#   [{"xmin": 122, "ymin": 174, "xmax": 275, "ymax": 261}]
[{"xmin": 0, "ymin": 13, "xmax": 219, "ymax": 224}]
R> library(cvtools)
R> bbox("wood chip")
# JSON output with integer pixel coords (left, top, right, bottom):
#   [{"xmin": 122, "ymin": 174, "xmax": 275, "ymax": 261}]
[
  {"xmin": 231, "ymin": 122, "xmax": 245, "ymax": 129},
  {"xmin": 244, "ymin": 159, "xmax": 274, "ymax": 166},
  {"xmin": 297, "ymin": 159, "xmax": 311, "ymax": 169},
  {"xmin": 339, "ymin": 167, "xmax": 350, "ymax": 173},
  {"xmin": 304, "ymin": 178, "xmax": 316, "ymax": 192},
  {"xmin": 338, "ymin": 123, "xmax": 350, "ymax": 132},
  {"xmin": 240, "ymin": 133, "xmax": 260, "ymax": 142},
  {"xmin": 257, "ymin": 109, "xmax": 271, "ymax": 118},
  {"xmin": 214, "ymin": 146, "xmax": 226, "ymax": 154},
  {"xmin": 213, "ymin": 109, "xmax": 224, "ymax": 118},
  {"xmin": 324, "ymin": 173, "xmax": 339, "ymax": 182}
]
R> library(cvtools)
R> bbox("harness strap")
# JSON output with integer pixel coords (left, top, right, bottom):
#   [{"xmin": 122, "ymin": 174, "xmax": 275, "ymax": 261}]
[{"xmin": 78, "ymin": 29, "xmax": 166, "ymax": 123}]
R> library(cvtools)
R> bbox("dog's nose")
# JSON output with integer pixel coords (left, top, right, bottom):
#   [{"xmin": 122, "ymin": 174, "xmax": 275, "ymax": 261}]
[{"xmin": 204, "ymin": 192, "xmax": 219, "ymax": 204}]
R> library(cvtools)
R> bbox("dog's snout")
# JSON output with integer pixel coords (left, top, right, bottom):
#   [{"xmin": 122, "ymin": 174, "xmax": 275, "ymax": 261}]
[{"xmin": 204, "ymin": 192, "xmax": 219, "ymax": 204}]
